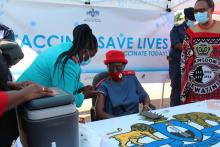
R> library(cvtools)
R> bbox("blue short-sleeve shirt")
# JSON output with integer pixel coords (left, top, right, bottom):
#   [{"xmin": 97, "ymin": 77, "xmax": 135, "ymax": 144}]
[{"xmin": 98, "ymin": 75, "xmax": 149, "ymax": 117}]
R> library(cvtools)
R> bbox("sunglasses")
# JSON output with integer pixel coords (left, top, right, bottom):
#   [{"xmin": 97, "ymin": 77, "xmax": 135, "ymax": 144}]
[{"xmin": 194, "ymin": 8, "xmax": 210, "ymax": 13}]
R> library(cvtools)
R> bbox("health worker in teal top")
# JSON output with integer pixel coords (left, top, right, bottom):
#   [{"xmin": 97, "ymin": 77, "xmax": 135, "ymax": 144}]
[{"xmin": 17, "ymin": 24, "xmax": 99, "ymax": 107}]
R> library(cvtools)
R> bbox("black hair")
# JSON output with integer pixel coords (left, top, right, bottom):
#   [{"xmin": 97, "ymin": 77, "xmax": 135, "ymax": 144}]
[
  {"xmin": 54, "ymin": 24, "xmax": 98, "ymax": 79},
  {"xmin": 184, "ymin": 7, "xmax": 196, "ymax": 21},
  {"xmin": 196, "ymin": 0, "xmax": 215, "ymax": 11}
]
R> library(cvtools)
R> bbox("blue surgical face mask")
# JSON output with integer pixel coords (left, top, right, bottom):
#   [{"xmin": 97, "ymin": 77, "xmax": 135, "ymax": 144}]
[
  {"xmin": 80, "ymin": 57, "xmax": 91, "ymax": 66},
  {"xmin": 80, "ymin": 50, "xmax": 91, "ymax": 66},
  {"xmin": 194, "ymin": 12, "xmax": 209, "ymax": 24},
  {"xmin": 186, "ymin": 20, "xmax": 194, "ymax": 27}
]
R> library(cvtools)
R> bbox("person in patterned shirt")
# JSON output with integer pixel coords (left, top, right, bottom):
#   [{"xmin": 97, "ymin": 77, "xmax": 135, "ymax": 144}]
[{"xmin": 181, "ymin": 0, "xmax": 220, "ymax": 103}]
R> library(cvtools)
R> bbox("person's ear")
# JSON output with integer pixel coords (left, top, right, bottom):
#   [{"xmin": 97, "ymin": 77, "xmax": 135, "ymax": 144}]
[
  {"xmin": 208, "ymin": 8, "xmax": 214, "ymax": 15},
  {"xmin": 122, "ymin": 64, "xmax": 126, "ymax": 70}
]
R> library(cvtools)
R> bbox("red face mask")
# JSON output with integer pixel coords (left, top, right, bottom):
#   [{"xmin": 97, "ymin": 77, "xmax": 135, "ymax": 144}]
[{"xmin": 109, "ymin": 72, "xmax": 123, "ymax": 81}]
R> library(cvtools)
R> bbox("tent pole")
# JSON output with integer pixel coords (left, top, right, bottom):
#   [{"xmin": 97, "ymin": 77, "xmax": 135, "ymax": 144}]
[
  {"xmin": 166, "ymin": 0, "xmax": 172, "ymax": 12},
  {"xmin": 85, "ymin": 0, "xmax": 91, "ymax": 5}
]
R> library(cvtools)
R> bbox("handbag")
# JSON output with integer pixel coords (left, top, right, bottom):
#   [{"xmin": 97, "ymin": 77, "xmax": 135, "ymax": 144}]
[{"xmin": 0, "ymin": 39, "xmax": 24, "ymax": 65}]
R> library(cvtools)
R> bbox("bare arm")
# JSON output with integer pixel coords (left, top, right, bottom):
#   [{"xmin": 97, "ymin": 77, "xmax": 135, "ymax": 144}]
[
  {"xmin": 95, "ymin": 93, "xmax": 114, "ymax": 119},
  {"xmin": 6, "ymin": 84, "xmax": 56, "ymax": 111},
  {"xmin": 142, "ymin": 95, "xmax": 151, "ymax": 106},
  {"xmin": 141, "ymin": 95, "xmax": 152, "ymax": 111}
]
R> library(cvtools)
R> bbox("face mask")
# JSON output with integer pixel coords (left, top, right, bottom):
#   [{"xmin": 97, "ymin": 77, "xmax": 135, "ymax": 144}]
[
  {"xmin": 109, "ymin": 72, "xmax": 123, "ymax": 81},
  {"xmin": 194, "ymin": 12, "xmax": 209, "ymax": 24},
  {"xmin": 186, "ymin": 20, "xmax": 194, "ymax": 27},
  {"xmin": 80, "ymin": 58, "xmax": 91, "ymax": 66},
  {"xmin": 80, "ymin": 50, "xmax": 91, "ymax": 66}
]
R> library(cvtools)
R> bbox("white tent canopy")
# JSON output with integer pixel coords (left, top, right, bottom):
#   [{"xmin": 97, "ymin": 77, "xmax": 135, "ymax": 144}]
[
  {"xmin": 16, "ymin": 0, "xmax": 220, "ymax": 12},
  {"xmin": 17, "ymin": 0, "xmax": 168, "ymax": 11}
]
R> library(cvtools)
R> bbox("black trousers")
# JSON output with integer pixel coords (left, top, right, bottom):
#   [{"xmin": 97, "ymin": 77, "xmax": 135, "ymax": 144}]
[{"xmin": 169, "ymin": 60, "xmax": 181, "ymax": 106}]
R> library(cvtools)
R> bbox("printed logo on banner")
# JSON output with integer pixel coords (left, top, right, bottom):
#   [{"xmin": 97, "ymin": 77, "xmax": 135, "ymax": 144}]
[
  {"xmin": 84, "ymin": 8, "xmax": 101, "ymax": 23},
  {"xmin": 109, "ymin": 112, "xmax": 220, "ymax": 147}
]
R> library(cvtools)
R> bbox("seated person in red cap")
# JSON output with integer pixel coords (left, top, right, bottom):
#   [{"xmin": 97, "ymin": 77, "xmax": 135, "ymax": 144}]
[{"xmin": 95, "ymin": 50, "xmax": 152, "ymax": 120}]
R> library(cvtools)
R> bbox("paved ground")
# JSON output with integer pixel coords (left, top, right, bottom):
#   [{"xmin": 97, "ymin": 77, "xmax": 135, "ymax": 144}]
[{"xmin": 78, "ymin": 82, "xmax": 172, "ymax": 122}]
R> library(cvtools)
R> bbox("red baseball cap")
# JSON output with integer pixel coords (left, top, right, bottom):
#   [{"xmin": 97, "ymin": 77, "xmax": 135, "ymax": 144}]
[{"xmin": 104, "ymin": 50, "xmax": 128, "ymax": 65}]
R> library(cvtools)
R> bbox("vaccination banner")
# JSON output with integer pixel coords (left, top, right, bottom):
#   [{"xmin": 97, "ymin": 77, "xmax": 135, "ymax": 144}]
[{"xmin": 0, "ymin": 0, "xmax": 174, "ymax": 83}]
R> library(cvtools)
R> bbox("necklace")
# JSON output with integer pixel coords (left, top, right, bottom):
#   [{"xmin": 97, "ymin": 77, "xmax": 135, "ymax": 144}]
[{"xmin": 198, "ymin": 20, "xmax": 216, "ymax": 30}]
